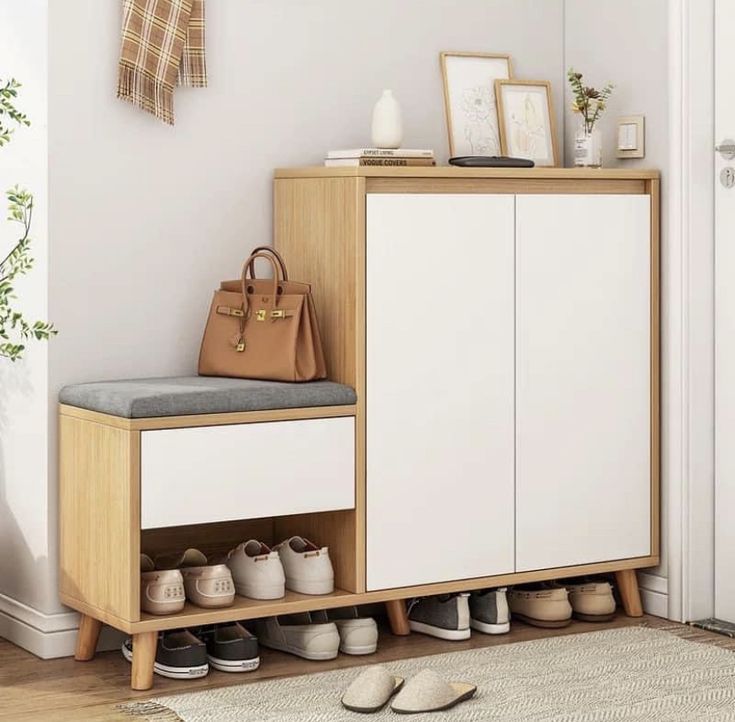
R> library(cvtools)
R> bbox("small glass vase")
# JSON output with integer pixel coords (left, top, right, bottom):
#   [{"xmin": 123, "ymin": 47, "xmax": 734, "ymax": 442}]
[{"xmin": 574, "ymin": 124, "xmax": 602, "ymax": 168}]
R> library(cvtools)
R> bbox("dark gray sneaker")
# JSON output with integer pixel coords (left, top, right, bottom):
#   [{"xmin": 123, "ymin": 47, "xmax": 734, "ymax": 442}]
[
  {"xmin": 122, "ymin": 630, "xmax": 208, "ymax": 679},
  {"xmin": 198, "ymin": 622, "xmax": 260, "ymax": 673},
  {"xmin": 469, "ymin": 587, "xmax": 510, "ymax": 635},
  {"xmin": 407, "ymin": 593, "xmax": 470, "ymax": 640}
]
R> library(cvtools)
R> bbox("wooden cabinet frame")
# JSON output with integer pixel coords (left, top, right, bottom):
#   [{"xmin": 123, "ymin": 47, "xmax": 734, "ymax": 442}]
[{"xmin": 60, "ymin": 167, "xmax": 658, "ymax": 690}]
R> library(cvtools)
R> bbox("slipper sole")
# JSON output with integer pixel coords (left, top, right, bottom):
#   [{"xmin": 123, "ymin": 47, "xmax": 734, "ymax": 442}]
[
  {"xmin": 573, "ymin": 611, "xmax": 616, "ymax": 623},
  {"xmin": 512, "ymin": 612, "xmax": 572, "ymax": 629}
]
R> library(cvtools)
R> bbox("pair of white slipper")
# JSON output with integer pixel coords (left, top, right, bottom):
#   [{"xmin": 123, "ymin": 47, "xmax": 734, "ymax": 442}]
[{"xmin": 341, "ymin": 665, "xmax": 476, "ymax": 714}]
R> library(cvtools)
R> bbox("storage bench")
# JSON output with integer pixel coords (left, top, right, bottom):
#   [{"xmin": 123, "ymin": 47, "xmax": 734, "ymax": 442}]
[{"xmin": 59, "ymin": 375, "xmax": 368, "ymax": 690}]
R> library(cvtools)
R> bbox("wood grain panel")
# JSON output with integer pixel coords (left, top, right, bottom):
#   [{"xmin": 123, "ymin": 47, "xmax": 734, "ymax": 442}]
[
  {"xmin": 123, "ymin": 553, "xmax": 659, "ymax": 634},
  {"xmin": 274, "ymin": 176, "xmax": 363, "ymax": 388},
  {"xmin": 648, "ymin": 178, "xmax": 661, "ymax": 557},
  {"xmin": 59, "ymin": 415, "xmax": 140, "ymax": 623},
  {"xmin": 59, "ymin": 403, "xmax": 356, "ymax": 432},
  {"xmin": 275, "ymin": 167, "xmax": 660, "ymax": 180},
  {"xmin": 274, "ymin": 175, "xmax": 366, "ymax": 592},
  {"xmin": 141, "ymin": 518, "xmax": 276, "ymax": 560},
  {"xmin": 365, "ymin": 178, "xmax": 646, "ymax": 195}
]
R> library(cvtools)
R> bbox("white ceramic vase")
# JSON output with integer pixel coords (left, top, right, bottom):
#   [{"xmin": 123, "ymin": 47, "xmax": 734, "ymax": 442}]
[{"xmin": 371, "ymin": 89, "xmax": 403, "ymax": 149}]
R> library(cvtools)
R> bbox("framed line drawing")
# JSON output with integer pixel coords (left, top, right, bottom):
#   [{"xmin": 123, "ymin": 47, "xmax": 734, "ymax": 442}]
[
  {"xmin": 495, "ymin": 79, "xmax": 559, "ymax": 167},
  {"xmin": 440, "ymin": 52, "xmax": 513, "ymax": 157}
]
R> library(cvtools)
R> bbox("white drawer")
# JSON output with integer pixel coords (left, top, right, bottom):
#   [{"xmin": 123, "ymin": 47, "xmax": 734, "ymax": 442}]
[{"xmin": 140, "ymin": 417, "xmax": 355, "ymax": 529}]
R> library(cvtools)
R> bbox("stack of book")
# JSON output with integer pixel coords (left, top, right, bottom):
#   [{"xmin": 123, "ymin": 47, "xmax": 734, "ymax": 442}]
[{"xmin": 325, "ymin": 148, "xmax": 435, "ymax": 167}]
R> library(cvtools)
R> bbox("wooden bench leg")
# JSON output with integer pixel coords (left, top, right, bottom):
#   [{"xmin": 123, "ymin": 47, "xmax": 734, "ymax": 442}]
[
  {"xmin": 615, "ymin": 569, "xmax": 644, "ymax": 617},
  {"xmin": 74, "ymin": 614, "xmax": 102, "ymax": 661},
  {"xmin": 131, "ymin": 631, "xmax": 157, "ymax": 691},
  {"xmin": 385, "ymin": 599, "xmax": 411, "ymax": 636}
]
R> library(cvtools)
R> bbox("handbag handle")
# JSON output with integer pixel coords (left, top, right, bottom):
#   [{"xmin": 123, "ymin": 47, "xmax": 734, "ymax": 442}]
[
  {"xmin": 240, "ymin": 252, "xmax": 282, "ymax": 320},
  {"xmin": 247, "ymin": 246, "xmax": 289, "ymax": 281}
]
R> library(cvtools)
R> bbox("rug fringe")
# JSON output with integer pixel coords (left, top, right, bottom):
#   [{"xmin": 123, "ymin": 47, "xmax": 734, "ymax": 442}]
[
  {"xmin": 116, "ymin": 700, "xmax": 184, "ymax": 722},
  {"xmin": 639, "ymin": 620, "xmax": 735, "ymax": 651}
]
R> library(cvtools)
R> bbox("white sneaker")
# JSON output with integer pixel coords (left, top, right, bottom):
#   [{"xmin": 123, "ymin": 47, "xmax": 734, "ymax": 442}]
[
  {"xmin": 226, "ymin": 540, "xmax": 285, "ymax": 600},
  {"xmin": 316, "ymin": 607, "xmax": 378, "ymax": 655},
  {"xmin": 274, "ymin": 536, "xmax": 334, "ymax": 595},
  {"xmin": 255, "ymin": 613, "xmax": 340, "ymax": 660}
]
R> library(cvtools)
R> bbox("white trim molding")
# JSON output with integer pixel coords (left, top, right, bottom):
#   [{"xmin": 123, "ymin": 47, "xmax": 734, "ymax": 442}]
[
  {"xmin": 666, "ymin": 0, "xmax": 716, "ymax": 623},
  {"xmin": 0, "ymin": 591, "xmax": 122, "ymax": 659}
]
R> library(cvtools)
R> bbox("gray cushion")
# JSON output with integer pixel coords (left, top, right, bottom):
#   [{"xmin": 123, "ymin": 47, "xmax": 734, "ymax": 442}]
[{"xmin": 59, "ymin": 376, "xmax": 357, "ymax": 419}]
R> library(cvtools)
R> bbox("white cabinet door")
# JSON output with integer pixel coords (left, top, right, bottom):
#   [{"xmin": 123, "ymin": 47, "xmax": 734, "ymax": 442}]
[
  {"xmin": 366, "ymin": 194, "xmax": 515, "ymax": 590},
  {"xmin": 515, "ymin": 194, "xmax": 651, "ymax": 571}
]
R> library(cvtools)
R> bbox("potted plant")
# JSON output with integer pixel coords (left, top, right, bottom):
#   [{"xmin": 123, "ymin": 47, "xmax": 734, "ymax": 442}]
[
  {"xmin": 0, "ymin": 76, "xmax": 55, "ymax": 361},
  {"xmin": 568, "ymin": 68, "xmax": 614, "ymax": 168}
]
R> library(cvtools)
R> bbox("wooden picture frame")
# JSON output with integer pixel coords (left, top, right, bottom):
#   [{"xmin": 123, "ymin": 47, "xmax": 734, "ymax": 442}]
[
  {"xmin": 440, "ymin": 51, "xmax": 513, "ymax": 157},
  {"xmin": 495, "ymin": 79, "xmax": 559, "ymax": 167}
]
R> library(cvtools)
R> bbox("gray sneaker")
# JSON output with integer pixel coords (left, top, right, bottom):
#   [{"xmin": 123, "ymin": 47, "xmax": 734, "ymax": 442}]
[
  {"xmin": 469, "ymin": 587, "xmax": 510, "ymax": 635},
  {"xmin": 407, "ymin": 594, "xmax": 470, "ymax": 640}
]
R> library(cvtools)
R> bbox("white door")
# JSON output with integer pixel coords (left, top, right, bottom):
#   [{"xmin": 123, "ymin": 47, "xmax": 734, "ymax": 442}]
[
  {"xmin": 366, "ymin": 194, "xmax": 515, "ymax": 590},
  {"xmin": 515, "ymin": 194, "xmax": 651, "ymax": 571},
  {"xmin": 715, "ymin": 0, "xmax": 735, "ymax": 624}
]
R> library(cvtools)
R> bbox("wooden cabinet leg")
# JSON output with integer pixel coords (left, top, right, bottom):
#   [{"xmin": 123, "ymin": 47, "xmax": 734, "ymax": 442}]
[
  {"xmin": 615, "ymin": 569, "xmax": 644, "ymax": 617},
  {"xmin": 74, "ymin": 615, "xmax": 102, "ymax": 661},
  {"xmin": 385, "ymin": 599, "xmax": 411, "ymax": 636},
  {"xmin": 131, "ymin": 631, "xmax": 157, "ymax": 691}
]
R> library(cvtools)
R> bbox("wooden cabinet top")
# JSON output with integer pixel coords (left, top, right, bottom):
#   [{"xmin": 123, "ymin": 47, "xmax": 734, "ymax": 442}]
[{"xmin": 274, "ymin": 166, "xmax": 660, "ymax": 180}]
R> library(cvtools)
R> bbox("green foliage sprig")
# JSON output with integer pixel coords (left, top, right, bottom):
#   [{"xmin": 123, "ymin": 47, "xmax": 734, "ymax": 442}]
[
  {"xmin": 0, "ymin": 76, "xmax": 56, "ymax": 361},
  {"xmin": 0, "ymin": 78, "xmax": 30, "ymax": 148},
  {"xmin": 568, "ymin": 68, "xmax": 614, "ymax": 134}
]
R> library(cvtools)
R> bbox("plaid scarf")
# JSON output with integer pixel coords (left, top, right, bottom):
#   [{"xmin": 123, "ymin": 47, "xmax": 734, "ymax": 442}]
[{"xmin": 117, "ymin": 0, "xmax": 207, "ymax": 125}]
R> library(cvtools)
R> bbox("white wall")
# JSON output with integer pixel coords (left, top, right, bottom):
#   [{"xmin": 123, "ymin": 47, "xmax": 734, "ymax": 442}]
[
  {"xmin": 0, "ymin": 0, "xmax": 53, "ymax": 622},
  {"xmin": 1, "ymin": 0, "xmax": 673, "ymax": 658},
  {"xmin": 564, "ymin": 0, "xmax": 670, "ymax": 616}
]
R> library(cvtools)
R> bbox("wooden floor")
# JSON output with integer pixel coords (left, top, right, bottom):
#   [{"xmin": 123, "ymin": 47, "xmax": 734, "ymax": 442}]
[{"xmin": 0, "ymin": 613, "xmax": 719, "ymax": 721}]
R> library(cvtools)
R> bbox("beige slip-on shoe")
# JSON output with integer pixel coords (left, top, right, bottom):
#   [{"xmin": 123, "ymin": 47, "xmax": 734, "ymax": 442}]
[
  {"xmin": 313, "ymin": 607, "xmax": 379, "ymax": 655},
  {"xmin": 254, "ymin": 612, "xmax": 340, "ymax": 661},
  {"xmin": 226, "ymin": 539, "xmax": 286, "ymax": 600},
  {"xmin": 274, "ymin": 536, "xmax": 334, "ymax": 595},
  {"xmin": 140, "ymin": 554, "xmax": 185, "ymax": 615},
  {"xmin": 155, "ymin": 549, "xmax": 235, "ymax": 609},
  {"xmin": 565, "ymin": 578, "xmax": 616, "ymax": 622},
  {"xmin": 508, "ymin": 584, "xmax": 573, "ymax": 628},
  {"xmin": 390, "ymin": 669, "xmax": 477, "ymax": 714},
  {"xmin": 341, "ymin": 666, "xmax": 404, "ymax": 713}
]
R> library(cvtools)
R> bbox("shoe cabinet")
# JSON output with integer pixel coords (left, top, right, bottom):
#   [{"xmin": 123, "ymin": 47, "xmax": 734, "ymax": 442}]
[
  {"xmin": 273, "ymin": 170, "xmax": 658, "ymax": 605},
  {"xmin": 60, "ymin": 167, "xmax": 658, "ymax": 690}
]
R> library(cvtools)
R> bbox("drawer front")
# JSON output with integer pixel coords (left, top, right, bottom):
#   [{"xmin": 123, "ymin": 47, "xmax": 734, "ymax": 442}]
[{"xmin": 141, "ymin": 417, "xmax": 355, "ymax": 529}]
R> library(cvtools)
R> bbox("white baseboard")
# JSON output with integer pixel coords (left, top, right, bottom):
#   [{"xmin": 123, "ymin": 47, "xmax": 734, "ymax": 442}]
[
  {"xmin": 0, "ymin": 591, "xmax": 123, "ymax": 659},
  {"xmin": 639, "ymin": 572, "xmax": 669, "ymax": 618}
]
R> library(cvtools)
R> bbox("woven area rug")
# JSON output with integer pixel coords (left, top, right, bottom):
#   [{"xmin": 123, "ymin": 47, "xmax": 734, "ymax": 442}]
[{"xmin": 120, "ymin": 627, "xmax": 735, "ymax": 721}]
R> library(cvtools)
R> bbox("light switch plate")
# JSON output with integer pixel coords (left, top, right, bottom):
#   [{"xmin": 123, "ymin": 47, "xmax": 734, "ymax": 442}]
[{"xmin": 616, "ymin": 115, "xmax": 645, "ymax": 159}]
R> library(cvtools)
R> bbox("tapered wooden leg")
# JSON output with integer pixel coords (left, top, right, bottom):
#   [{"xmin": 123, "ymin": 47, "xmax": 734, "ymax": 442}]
[
  {"xmin": 74, "ymin": 614, "xmax": 102, "ymax": 661},
  {"xmin": 385, "ymin": 599, "xmax": 411, "ymax": 636},
  {"xmin": 615, "ymin": 569, "xmax": 644, "ymax": 617},
  {"xmin": 131, "ymin": 631, "xmax": 157, "ymax": 691}
]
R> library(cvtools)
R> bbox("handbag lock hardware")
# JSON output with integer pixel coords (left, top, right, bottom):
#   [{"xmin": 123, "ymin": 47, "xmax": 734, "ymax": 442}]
[
  {"xmin": 256, "ymin": 309, "xmax": 290, "ymax": 321},
  {"xmin": 216, "ymin": 305, "xmax": 244, "ymax": 318}
]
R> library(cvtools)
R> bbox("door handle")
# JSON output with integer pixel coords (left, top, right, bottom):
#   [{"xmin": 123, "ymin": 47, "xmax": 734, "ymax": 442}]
[{"xmin": 716, "ymin": 139, "xmax": 735, "ymax": 160}]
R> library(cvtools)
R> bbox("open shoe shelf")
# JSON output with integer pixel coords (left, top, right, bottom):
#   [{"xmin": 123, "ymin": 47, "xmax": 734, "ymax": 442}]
[{"xmin": 136, "ymin": 588, "xmax": 356, "ymax": 633}]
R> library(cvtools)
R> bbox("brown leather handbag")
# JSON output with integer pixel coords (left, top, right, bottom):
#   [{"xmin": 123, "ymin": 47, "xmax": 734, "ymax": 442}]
[{"xmin": 198, "ymin": 246, "xmax": 327, "ymax": 382}]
